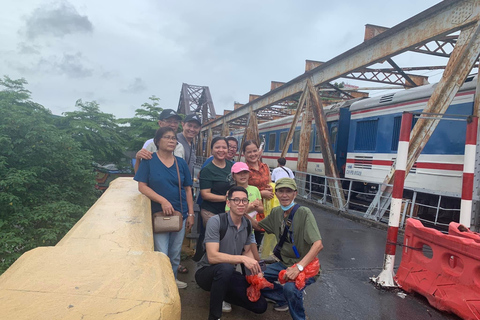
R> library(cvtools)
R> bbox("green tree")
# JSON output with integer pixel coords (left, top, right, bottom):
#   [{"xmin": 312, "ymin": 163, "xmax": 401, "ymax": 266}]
[
  {"xmin": 58, "ymin": 99, "xmax": 127, "ymax": 164},
  {"xmin": 0, "ymin": 76, "xmax": 98, "ymax": 273},
  {"xmin": 117, "ymin": 95, "xmax": 164, "ymax": 152}
]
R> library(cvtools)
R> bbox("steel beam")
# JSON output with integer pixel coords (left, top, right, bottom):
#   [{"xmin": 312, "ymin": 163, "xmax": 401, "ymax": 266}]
[
  {"xmin": 365, "ymin": 19, "xmax": 480, "ymax": 219},
  {"xmin": 297, "ymin": 96, "xmax": 313, "ymax": 173},
  {"xmin": 202, "ymin": 1, "xmax": 480, "ymax": 132},
  {"xmin": 343, "ymin": 68, "xmax": 429, "ymax": 87},
  {"xmin": 280, "ymin": 84, "xmax": 309, "ymax": 158},
  {"xmin": 386, "ymin": 58, "xmax": 419, "ymax": 87},
  {"xmin": 308, "ymin": 78, "xmax": 346, "ymax": 209}
]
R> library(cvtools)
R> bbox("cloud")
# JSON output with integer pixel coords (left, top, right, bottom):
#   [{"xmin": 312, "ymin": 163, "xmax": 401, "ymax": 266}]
[
  {"xmin": 54, "ymin": 52, "xmax": 93, "ymax": 78},
  {"xmin": 17, "ymin": 42, "xmax": 41, "ymax": 55},
  {"xmin": 15, "ymin": 52, "xmax": 93, "ymax": 78},
  {"xmin": 122, "ymin": 78, "xmax": 147, "ymax": 94},
  {"xmin": 24, "ymin": 1, "xmax": 93, "ymax": 39}
]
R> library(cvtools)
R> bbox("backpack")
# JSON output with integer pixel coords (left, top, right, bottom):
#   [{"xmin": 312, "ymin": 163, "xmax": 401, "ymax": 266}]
[{"xmin": 193, "ymin": 212, "xmax": 252, "ymax": 261}]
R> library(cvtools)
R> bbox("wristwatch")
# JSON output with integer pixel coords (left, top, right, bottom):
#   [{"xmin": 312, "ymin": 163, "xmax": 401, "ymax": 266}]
[{"xmin": 296, "ymin": 264, "xmax": 304, "ymax": 272}]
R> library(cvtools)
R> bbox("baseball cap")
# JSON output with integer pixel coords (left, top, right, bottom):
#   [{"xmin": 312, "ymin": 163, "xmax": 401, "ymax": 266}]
[
  {"xmin": 184, "ymin": 113, "xmax": 202, "ymax": 126},
  {"xmin": 159, "ymin": 109, "xmax": 182, "ymax": 121},
  {"xmin": 231, "ymin": 162, "xmax": 250, "ymax": 174},
  {"xmin": 275, "ymin": 178, "xmax": 297, "ymax": 191}
]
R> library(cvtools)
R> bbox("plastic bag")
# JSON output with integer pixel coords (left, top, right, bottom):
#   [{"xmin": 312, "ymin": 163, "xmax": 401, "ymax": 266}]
[
  {"xmin": 278, "ymin": 258, "xmax": 320, "ymax": 290},
  {"xmin": 245, "ymin": 274, "xmax": 274, "ymax": 302}
]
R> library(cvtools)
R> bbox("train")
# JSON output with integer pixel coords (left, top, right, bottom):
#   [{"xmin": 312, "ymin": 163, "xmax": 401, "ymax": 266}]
[{"xmin": 230, "ymin": 75, "xmax": 478, "ymax": 224}]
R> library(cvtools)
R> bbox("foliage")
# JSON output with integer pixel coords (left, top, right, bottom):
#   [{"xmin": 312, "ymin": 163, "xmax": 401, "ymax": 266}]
[
  {"xmin": 333, "ymin": 81, "xmax": 345, "ymax": 88},
  {"xmin": 0, "ymin": 76, "xmax": 98, "ymax": 273},
  {"xmin": 117, "ymin": 95, "xmax": 164, "ymax": 152},
  {"xmin": 58, "ymin": 99, "xmax": 127, "ymax": 164}
]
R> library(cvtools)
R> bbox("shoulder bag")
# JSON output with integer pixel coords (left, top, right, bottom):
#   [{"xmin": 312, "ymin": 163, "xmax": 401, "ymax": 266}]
[{"xmin": 152, "ymin": 157, "xmax": 184, "ymax": 233}]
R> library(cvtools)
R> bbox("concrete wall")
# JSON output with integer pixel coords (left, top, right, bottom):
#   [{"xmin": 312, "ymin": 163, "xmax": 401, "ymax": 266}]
[{"xmin": 0, "ymin": 178, "xmax": 181, "ymax": 320}]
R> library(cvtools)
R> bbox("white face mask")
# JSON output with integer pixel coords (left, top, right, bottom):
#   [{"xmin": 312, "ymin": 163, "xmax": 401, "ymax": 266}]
[{"xmin": 280, "ymin": 201, "xmax": 295, "ymax": 211}]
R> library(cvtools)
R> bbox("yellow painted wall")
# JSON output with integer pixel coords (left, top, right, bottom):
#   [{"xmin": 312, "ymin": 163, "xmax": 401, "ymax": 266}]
[{"xmin": 0, "ymin": 178, "xmax": 181, "ymax": 320}]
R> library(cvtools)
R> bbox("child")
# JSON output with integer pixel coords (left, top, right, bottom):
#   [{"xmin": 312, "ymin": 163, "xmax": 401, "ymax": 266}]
[{"xmin": 226, "ymin": 162, "xmax": 264, "ymax": 260}]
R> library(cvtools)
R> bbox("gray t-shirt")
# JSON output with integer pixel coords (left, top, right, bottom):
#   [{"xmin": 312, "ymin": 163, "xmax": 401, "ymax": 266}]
[
  {"xmin": 197, "ymin": 213, "xmax": 252, "ymax": 269},
  {"xmin": 177, "ymin": 132, "xmax": 196, "ymax": 177}
]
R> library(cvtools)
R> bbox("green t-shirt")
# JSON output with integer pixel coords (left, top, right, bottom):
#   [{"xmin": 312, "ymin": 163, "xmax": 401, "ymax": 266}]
[
  {"xmin": 225, "ymin": 185, "xmax": 261, "ymax": 211},
  {"xmin": 259, "ymin": 205, "xmax": 322, "ymax": 267},
  {"xmin": 200, "ymin": 161, "xmax": 234, "ymax": 214}
]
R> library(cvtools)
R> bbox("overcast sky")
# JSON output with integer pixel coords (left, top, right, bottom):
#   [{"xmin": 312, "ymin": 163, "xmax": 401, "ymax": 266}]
[{"xmin": 1, "ymin": 0, "xmax": 443, "ymax": 119}]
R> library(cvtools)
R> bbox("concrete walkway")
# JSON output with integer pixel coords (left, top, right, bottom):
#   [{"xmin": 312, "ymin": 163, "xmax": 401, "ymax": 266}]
[{"xmin": 177, "ymin": 200, "xmax": 460, "ymax": 320}]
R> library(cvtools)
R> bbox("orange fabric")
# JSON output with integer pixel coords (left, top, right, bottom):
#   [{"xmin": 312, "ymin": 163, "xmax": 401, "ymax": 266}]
[{"xmin": 247, "ymin": 161, "xmax": 270, "ymax": 191}]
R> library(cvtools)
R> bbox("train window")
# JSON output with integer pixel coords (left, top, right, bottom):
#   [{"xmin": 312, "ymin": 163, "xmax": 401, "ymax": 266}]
[
  {"xmin": 354, "ymin": 119, "xmax": 378, "ymax": 151},
  {"xmin": 259, "ymin": 134, "xmax": 266, "ymax": 152},
  {"xmin": 292, "ymin": 130, "xmax": 301, "ymax": 151},
  {"xmin": 310, "ymin": 131, "xmax": 315, "ymax": 151},
  {"xmin": 391, "ymin": 116, "xmax": 402, "ymax": 151},
  {"xmin": 268, "ymin": 133, "xmax": 276, "ymax": 151},
  {"xmin": 330, "ymin": 124, "xmax": 338, "ymax": 146},
  {"xmin": 391, "ymin": 116, "xmax": 418, "ymax": 151},
  {"xmin": 280, "ymin": 131, "xmax": 288, "ymax": 151},
  {"xmin": 315, "ymin": 132, "xmax": 322, "ymax": 152}
]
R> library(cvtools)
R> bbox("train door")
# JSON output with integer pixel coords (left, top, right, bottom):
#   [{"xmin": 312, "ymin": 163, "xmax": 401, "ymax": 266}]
[{"xmin": 335, "ymin": 107, "xmax": 351, "ymax": 177}]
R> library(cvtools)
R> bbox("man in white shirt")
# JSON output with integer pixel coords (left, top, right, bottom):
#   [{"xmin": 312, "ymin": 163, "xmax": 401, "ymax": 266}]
[
  {"xmin": 271, "ymin": 157, "xmax": 294, "ymax": 182},
  {"xmin": 134, "ymin": 109, "xmax": 185, "ymax": 172}
]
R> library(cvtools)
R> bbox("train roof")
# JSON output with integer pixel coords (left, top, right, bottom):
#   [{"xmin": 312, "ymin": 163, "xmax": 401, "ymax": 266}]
[{"xmin": 349, "ymin": 75, "xmax": 478, "ymax": 112}]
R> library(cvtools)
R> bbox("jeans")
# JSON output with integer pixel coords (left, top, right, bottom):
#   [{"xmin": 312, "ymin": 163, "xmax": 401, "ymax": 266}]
[
  {"xmin": 261, "ymin": 261, "xmax": 316, "ymax": 320},
  {"xmin": 153, "ymin": 219, "xmax": 186, "ymax": 279},
  {"xmin": 195, "ymin": 263, "xmax": 267, "ymax": 320}
]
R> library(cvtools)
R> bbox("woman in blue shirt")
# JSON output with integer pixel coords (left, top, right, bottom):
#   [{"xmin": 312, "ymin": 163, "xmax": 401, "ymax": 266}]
[{"xmin": 134, "ymin": 127, "xmax": 194, "ymax": 289}]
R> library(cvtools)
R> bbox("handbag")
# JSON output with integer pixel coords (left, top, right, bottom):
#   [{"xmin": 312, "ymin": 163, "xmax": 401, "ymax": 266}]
[
  {"xmin": 152, "ymin": 157, "xmax": 184, "ymax": 233},
  {"xmin": 152, "ymin": 210, "xmax": 183, "ymax": 233}
]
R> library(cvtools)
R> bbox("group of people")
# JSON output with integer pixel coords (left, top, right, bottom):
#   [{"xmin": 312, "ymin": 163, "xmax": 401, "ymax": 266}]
[{"xmin": 133, "ymin": 109, "xmax": 323, "ymax": 320}]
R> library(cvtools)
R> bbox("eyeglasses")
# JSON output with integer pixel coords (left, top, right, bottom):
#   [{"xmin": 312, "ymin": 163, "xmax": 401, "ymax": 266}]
[
  {"xmin": 161, "ymin": 135, "xmax": 177, "ymax": 141},
  {"xmin": 228, "ymin": 198, "xmax": 249, "ymax": 205},
  {"xmin": 228, "ymin": 145, "xmax": 237, "ymax": 150}
]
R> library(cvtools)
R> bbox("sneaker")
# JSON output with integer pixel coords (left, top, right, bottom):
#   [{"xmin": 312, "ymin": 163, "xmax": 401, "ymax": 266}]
[
  {"xmin": 265, "ymin": 298, "xmax": 276, "ymax": 303},
  {"xmin": 273, "ymin": 304, "xmax": 289, "ymax": 312},
  {"xmin": 176, "ymin": 279, "xmax": 187, "ymax": 289},
  {"xmin": 222, "ymin": 301, "xmax": 232, "ymax": 313}
]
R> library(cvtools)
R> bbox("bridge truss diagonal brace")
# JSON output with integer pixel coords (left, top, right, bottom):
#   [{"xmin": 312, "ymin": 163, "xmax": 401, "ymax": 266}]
[
  {"xmin": 280, "ymin": 83, "xmax": 309, "ymax": 158},
  {"xmin": 364, "ymin": 19, "xmax": 480, "ymax": 220},
  {"xmin": 307, "ymin": 79, "xmax": 346, "ymax": 210}
]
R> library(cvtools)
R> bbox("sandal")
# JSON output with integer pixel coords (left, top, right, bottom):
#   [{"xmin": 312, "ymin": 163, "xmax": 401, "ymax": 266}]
[{"xmin": 178, "ymin": 264, "xmax": 189, "ymax": 274}]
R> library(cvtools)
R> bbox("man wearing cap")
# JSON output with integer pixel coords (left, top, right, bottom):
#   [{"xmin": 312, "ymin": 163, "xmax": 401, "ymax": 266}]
[
  {"xmin": 177, "ymin": 113, "xmax": 201, "ymax": 178},
  {"xmin": 195, "ymin": 186, "xmax": 267, "ymax": 320},
  {"xmin": 245, "ymin": 178, "xmax": 323, "ymax": 320},
  {"xmin": 134, "ymin": 109, "xmax": 185, "ymax": 173}
]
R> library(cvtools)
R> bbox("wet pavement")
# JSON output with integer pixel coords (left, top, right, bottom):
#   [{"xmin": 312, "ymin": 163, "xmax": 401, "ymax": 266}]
[{"xmin": 177, "ymin": 199, "xmax": 460, "ymax": 320}]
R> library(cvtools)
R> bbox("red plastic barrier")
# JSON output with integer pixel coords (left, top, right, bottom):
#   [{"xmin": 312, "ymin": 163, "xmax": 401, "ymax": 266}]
[
  {"xmin": 395, "ymin": 218, "xmax": 480, "ymax": 320},
  {"xmin": 448, "ymin": 222, "xmax": 480, "ymax": 243}
]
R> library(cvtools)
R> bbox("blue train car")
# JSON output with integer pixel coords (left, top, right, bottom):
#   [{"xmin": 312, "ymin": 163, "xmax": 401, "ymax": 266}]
[
  {"xmin": 228, "ymin": 76, "xmax": 477, "ymax": 221},
  {"xmin": 346, "ymin": 76, "xmax": 477, "ymax": 198}
]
